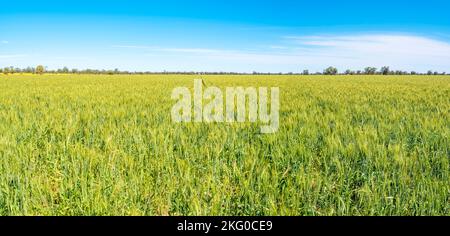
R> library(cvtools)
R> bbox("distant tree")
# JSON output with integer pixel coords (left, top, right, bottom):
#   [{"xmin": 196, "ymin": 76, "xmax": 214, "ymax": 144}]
[
  {"xmin": 302, "ymin": 69, "xmax": 309, "ymax": 75},
  {"xmin": 23, "ymin": 67, "xmax": 33, "ymax": 73},
  {"xmin": 394, "ymin": 70, "xmax": 409, "ymax": 75},
  {"xmin": 344, "ymin": 69, "xmax": 355, "ymax": 75},
  {"xmin": 364, "ymin": 67, "xmax": 377, "ymax": 75},
  {"xmin": 427, "ymin": 70, "xmax": 433, "ymax": 75},
  {"xmin": 4, "ymin": 67, "xmax": 10, "ymax": 74},
  {"xmin": 36, "ymin": 65, "xmax": 45, "ymax": 75},
  {"xmin": 380, "ymin": 66, "xmax": 390, "ymax": 75},
  {"xmin": 433, "ymin": 71, "xmax": 439, "ymax": 75},
  {"xmin": 410, "ymin": 71, "xmax": 417, "ymax": 75},
  {"xmin": 323, "ymin": 66, "xmax": 338, "ymax": 75},
  {"xmin": 71, "ymin": 68, "xmax": 78, "ymax": 74},
  {"xmin": 62, "ymin": 67, "xmax": 69, "ymax": 73},
  {"xmin": 356, "ymin": 70, "xmax": 361, "ymax": 75},
  {"xmin": 0, "ymin": 68, "xmax": 2, "ymax": 74}
]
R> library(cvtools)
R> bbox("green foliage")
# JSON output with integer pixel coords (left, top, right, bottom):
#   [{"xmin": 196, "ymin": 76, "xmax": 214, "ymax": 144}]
[
  {"xmin": 323, "ymin": 66, "xmax": 338, "ymax": 75},
  {"xmin": 364, "ymin": 67, "xmax": 377, "ymax": 75},
  {"xmin": 36, "ymin": 65, "xmax": 45, "ymax": 75},
  {"xmin": 344, "ymin": 69, "xmax": 355, "ymax": 75},
  {"xmin": 381, "ymin": 66, "xmax": 390, "ymax": 75},
  {"xmin": 0, "ymin": 74, "xmax": 448, "ymax": 216}
]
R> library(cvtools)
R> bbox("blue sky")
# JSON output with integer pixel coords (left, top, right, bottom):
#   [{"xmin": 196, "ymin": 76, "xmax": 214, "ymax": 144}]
[{"xmin": 1, "ymin": 0, "xmax": 450, "ymax": 72}]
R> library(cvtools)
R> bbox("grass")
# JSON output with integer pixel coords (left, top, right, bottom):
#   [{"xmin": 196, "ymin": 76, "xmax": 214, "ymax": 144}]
[{"xmin": 0, "ymin": 74, "xmax": 448, "ymax": 215}]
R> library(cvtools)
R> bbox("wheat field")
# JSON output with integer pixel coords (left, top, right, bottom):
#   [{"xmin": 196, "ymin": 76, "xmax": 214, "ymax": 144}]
[{"xmin": 0, "ymin": 74, "xmax": 448, "ymax": 215}]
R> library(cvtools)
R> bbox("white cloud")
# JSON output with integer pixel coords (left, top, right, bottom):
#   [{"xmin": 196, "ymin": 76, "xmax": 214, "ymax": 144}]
[
  {"xmin": 0, "ymin": 54, "xmax": 27, "ymax": 59},
  {"xmin": 110, "ymin": 34, "xmax": 450, "ymax": 72},
  {"xmin": 284, "ymin": 34, "xmax": 450, "ymax": 71},
  {"xmin": 1, "ymin": 40, "xmax": 8, "ymax": 44},
  {"xmin": 269, "ymin": 45, "xmax": 288, "ymax": 49},
  {"xmin": 113, "ymin": 45, "xmax": 227, "ymax": 54},
  {"xmin": 289, "ymin": 34, "xmax": 450, "ymax": 57}
]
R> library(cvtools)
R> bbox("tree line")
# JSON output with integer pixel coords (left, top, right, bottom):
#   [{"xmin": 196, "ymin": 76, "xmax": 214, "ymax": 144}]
[
  {"xmin": 0, "ymin": 65, "xmax": 448, "ymax": 75},
  {"xmin": 320, "ymin": 66, "xmax": 447, "ymax": 75}
]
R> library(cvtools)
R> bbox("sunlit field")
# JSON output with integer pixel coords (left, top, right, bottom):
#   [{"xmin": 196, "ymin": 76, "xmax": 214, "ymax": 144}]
[{"xmin": 0, "ymin": 74, "xmax": 448, "ymax": 215}]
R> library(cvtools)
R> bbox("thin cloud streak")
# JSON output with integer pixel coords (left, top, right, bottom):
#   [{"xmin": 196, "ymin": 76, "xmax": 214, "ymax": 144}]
[
  {"xmin": 289, "ymin": 34, "xmax": 450, "ymax": 57},
  {"xmin": 111, "ymin": 34, "xmax": 450, "ymax": 72},
  {"xmin": 0, "ymin": 54, "xmax": 27, "ymax": 59},
  {"xmin": 112, "ymin": 45, "xmax": 236, "ymax": 54}
]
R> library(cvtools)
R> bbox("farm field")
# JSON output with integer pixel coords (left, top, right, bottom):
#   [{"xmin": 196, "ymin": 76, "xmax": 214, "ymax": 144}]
[{"xmin": 0, "ymin": 74, "xmax": 448, "ymax": 216}]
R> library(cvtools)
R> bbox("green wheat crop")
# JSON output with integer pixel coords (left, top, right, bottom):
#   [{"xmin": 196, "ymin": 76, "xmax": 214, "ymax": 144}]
[{"xmin": 0, "ymin": 74, "xmax": 448, "ymax": 215}]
